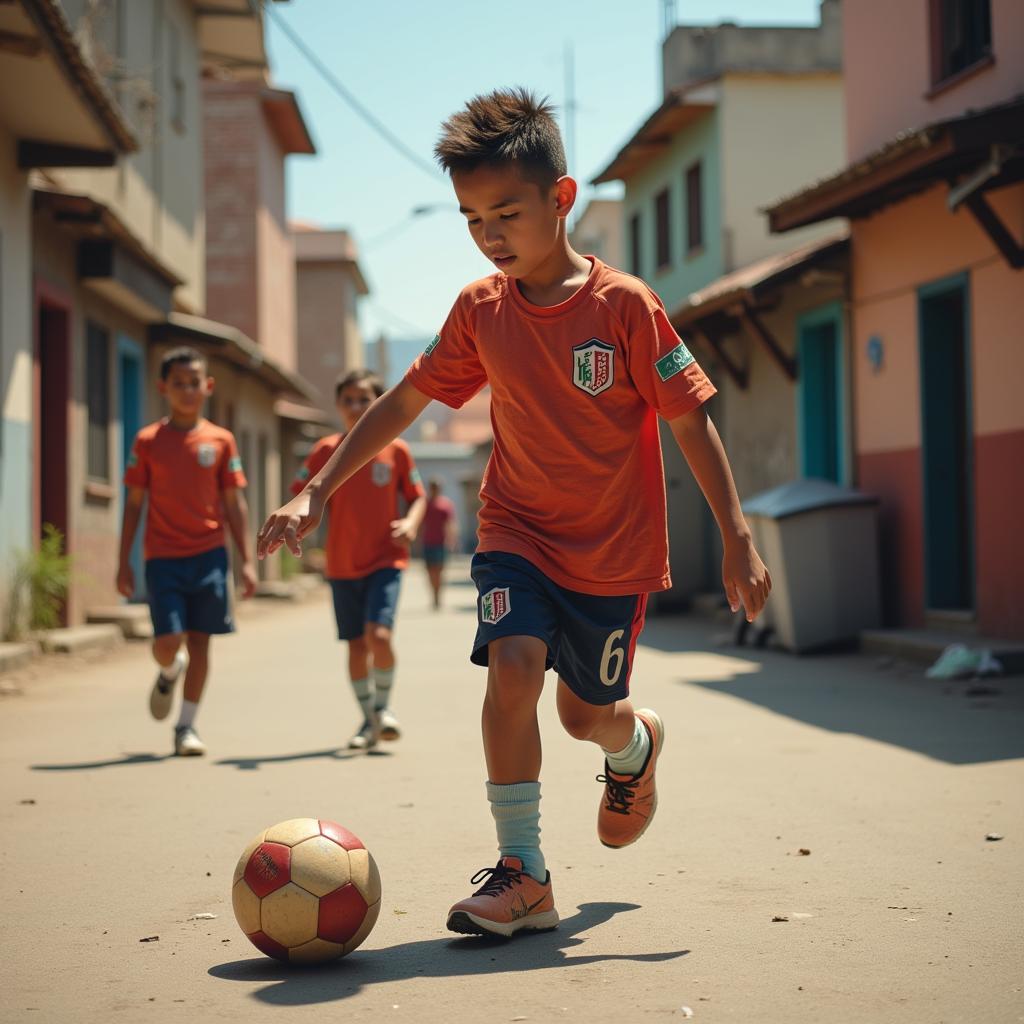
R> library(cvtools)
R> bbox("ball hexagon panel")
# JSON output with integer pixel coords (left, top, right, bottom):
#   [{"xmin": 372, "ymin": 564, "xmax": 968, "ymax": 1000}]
[
  {"xmin": 248, "ymin": 930, "xmax": 289, "ymax": 962},
  {"xmin": 261, "ymin": 882, "xmax": 320, "ymax": 948},
  {"xmin": 289, "ymin": 835, "xmax": 351, "ymax": 898},
  {"xmin": 347, "ymin": 848, "xmax": 382, "ymax": 905},
  {"xmin": 232, "ymin": 831, "xmax": 266, "ymax": 887},
  {"xmin": 231, "ymin": 878, "xmax": 261, "ymax": 935},
  {"xmin": 343, "ymin": 897, "xmax": 381, "ymax": 956},
  {"xmin": 319, "ymin": 819, "xmax": 364, "ymax": 851},
  {"xmin": 317, "ymin": 882, "xmax": 368, "ymax": 945},
  {"xmin": 288, "ymin": 937, "xmax": 345, "ymax": 965},
  {"xmin": 243, "ymin": 841, "xmax": 291, "ymax": 899},
  {"xmin": 264, "ymin": 818, "xmax": 321, "ymax": 847}
]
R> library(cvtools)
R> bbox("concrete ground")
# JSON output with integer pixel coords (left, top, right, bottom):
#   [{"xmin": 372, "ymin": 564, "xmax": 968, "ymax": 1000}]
[{"xmin": 2, "ymin": 562, "xmax": 1022, "ymax": 1023}]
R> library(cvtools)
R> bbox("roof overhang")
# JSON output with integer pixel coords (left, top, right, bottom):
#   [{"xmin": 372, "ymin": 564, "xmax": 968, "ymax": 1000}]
[
  {"xmin": 150, "ymin": 312, "xmax": 318, "ymax": 403},
  {"xmin": 592, "ymin": 83, "xmax": 716, "ymax": 185},
  {"xmin": 0, "ymin": 0, "xmax": 137, "ymax": 162},
  {"xmin": 261, "ymin": 87, "xmax": 316, "ymax": 155},
  {"xmin": 767, "ymin": 95, "xmax": 1024, "ymax": 233},
  {"xmin": 671, "ymin": 232, "xmax": 849, "ymax": 325},
  {"xmin": 292, "ymin": 226, "xmax": 369, "ymax": 295},
  {"xmin": 34, "ymin": 187, "xmax": 182, "ymax": 321}
]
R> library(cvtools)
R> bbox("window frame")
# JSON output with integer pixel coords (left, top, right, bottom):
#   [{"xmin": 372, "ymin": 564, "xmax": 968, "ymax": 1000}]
[
  {"xmin": 654, "ymin": 188, "xmax": 672, "ymax": 272},
  {"xmin": 927, "ymin": 0, "xmax": 993, "ymax": 93},
  {"xmin": 629, "ymin": 212, "xmax": 643, "ymax": 277}
]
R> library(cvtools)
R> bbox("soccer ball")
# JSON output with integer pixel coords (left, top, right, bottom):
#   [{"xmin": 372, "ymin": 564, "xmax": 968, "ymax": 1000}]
[{"xmin": 231, "ymin": 818, "xmax": 381, "ymax": 964}]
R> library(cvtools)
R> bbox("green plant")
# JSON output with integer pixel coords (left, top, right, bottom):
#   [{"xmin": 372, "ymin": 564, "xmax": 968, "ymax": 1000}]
[
  {"xmin": 279, "ymin": 548, "xmax": 301, "ymax": 581},
  {"xmin": 3, "ymin": 525, "xmax": 72, "ymax": 640}
]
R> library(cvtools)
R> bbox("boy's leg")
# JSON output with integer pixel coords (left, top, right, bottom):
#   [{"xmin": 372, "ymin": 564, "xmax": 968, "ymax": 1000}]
[
  {"xmin": 173, "ymin": 631, "xmax": 210, "ymax": 757},
  {"xmin": 364, "ymin": 569, "xmax": 402, "ymax": 740},
  {"xmin": 150, "ymin": 632, "xmax": 186, "ymax": 720},
  {"xmin": 330, "ymin": 578, "xmax": 379, "ymax": 749},
  {"xmin": 145, "ymin": 557, "xmax": 188, "ymax": 721}
]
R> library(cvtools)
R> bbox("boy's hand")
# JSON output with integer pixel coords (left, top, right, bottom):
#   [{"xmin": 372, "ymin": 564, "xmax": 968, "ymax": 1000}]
[
  {"xmin": 722, "ymin": 537, "xmax": 772, "ymax": 622},
  {"xmin": 240, "ymin": 562, "xmax": 258, "ymax": 599},
  {"xmin": 390, "ymin": 517, "xmax": 417, "ymax": 547},
  {"xmin": 116, "ymin": 564, "xmax": 134, "ymax": 599},
  {"xmin": 256, "ymin": 489, "xmax": 324, "ymax": 559}
]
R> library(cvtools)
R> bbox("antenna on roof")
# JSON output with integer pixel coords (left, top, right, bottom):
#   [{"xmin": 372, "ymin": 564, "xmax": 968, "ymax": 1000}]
[{"xmin": 662, "ymin": 0, "xmax": 677, "ymax": 38}]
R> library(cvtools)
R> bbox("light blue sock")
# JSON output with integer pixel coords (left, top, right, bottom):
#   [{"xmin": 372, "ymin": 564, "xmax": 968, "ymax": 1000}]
[
  {"xmin": 351, "ymin": 676, "xmax": 375, "ymax": 722},
  {"xmin": 373, "ymin": 666, "xmax": 394, "ymax": 712},
  {"xmin": 486, "ymin": 781, "xmax": 546, "ymax": 882},
  {"xmin": 604, "ymin": 716, "xmax": 651, "ymax": 777}
]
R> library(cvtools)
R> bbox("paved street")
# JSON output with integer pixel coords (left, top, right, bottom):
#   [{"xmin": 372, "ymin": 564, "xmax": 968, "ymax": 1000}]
[{"xmin": 2, "ymin": 563, "xmax": 1022, "ymax": 1024}]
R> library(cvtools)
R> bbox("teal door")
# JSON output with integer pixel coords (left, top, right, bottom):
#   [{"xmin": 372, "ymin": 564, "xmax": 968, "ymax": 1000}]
[
  {"xmin": 798, "ymin": 305, "xmax": 843, "ymax": 483},
  {"xmin": 919, "ymin": 277, "xmax": 974, "ymax": 612},
  {"xmin": 118, "ymin": 337, "xmax": 145, "ymax": 599}
]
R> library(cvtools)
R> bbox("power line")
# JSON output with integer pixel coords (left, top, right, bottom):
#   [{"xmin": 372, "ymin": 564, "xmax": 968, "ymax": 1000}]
[
  {"xmin": 258, "ymin": 1, "xmax": 443, "ymax": 183},
  {"xmin": 366, "ymin": 300, "xmax": 433, "ymax": 339}
]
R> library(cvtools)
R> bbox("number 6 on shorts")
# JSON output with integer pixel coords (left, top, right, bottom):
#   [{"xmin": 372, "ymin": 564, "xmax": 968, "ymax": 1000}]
[{"xmin": 600, "ymin": 629, "xmax": 626, "ymax": 686}]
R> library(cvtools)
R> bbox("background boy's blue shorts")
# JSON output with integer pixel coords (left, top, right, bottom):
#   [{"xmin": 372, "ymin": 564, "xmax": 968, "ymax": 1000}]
[
  {"xmin": 423, "ymin": 545, "xmax": 447, "ymax": 566},
  {"xmin": 329, "ymin": 568, "xmax": 403, "ymax": 641},
  {"xmin": 145, "ymin": 546, "xmax": 233, "ymax": 637},
  {"xmin": 470, "ymin": 551, "xmax": 648, "ymax": 707}
]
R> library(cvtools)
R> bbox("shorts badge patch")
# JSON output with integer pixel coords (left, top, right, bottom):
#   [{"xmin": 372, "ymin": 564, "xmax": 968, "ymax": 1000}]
[
  {"xmin": 480, "ymin": 587, "xmax": 511, "ymax": 625},
  {"xmin": 372, "ymin": 461, "xmax": 392, "ymax": 487},
  {"xmin": 197, "ymin": 443, "xmax": 217, "ymax": 468},
  {"xmin": 655, "ymin": 341, "xmax": 695, "ymax": 382},
  {"xmin": 572, "ymin": 339, "xmax": 615, "ymax": 397}
]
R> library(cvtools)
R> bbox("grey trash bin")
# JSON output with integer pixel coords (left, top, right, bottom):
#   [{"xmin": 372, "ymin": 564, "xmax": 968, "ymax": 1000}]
[{"xmin": 742, "ymin": 479, "xmax": 881, "ymax": 653}]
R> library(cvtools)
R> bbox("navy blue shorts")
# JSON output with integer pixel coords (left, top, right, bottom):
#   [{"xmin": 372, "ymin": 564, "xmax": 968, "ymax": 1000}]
[
  {"xmin": 424, "ymin": 545, "xmax": 447, "ymax": 566},
  {"xmin": 470, "ymin": 551, "xmax": 648, "ymax": 706},
  {"xmin": 145, "ymin": 546, "xmax": 233, "ymax": 638},
  {"xmin": 329, "ymin": 568, "xmax": 403, "ymax": 641}
]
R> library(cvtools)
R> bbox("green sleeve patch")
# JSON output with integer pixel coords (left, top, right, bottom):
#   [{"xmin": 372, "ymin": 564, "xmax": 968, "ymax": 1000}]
[
  {"xmin": 296, "ymin": 465, "xmax": 310, "ymax": 481},
  {"xmin": 127, "ymin": 450, "xmax": 139, "ymax": 468},
  {"xmin": 409, "ymin": 467, "xmax": 422, "ymax": 486},
  {"xmin": 424, "ymin": 333, "xmax": 440, "ymax": 357},
  {"xmin": 228, "ymin": 455, "xmax": 243, "ymax": 473},
  {"xmin": 655, "ymin": 342, "xmax": 695, "ymax": 382}
]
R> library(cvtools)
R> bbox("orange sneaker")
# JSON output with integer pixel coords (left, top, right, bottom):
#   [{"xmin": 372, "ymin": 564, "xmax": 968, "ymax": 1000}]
[
  {"xmin": 446, "ymin": 857, "xmax": 559, "ymax": 937},
  {"xmin": 596, "ymin": 709, "xmax": 664, "ymax": 849}
]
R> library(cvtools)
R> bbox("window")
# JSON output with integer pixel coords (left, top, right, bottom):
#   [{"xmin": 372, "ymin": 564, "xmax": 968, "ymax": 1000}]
[
  {"xmin": 685, "ymin": 162, "xmax": 704, "ymax": 253},
  {"xmin": 654, "ymin": 189, "xmax": 672, "ymax": 270},
  {"xmin": 629, "ymin": 212, "xmax": 642, "ymax": 276},
  {"xmin": 168, "ymin": 20, "xmax": 185, "ymax": 131},
  {"xmin": 86, "ymin": 321, "xmax": 110, "ymax": 480},
  {"xmin": 930, "ymin": 0, "xmax": 992, "ymax": 85}
]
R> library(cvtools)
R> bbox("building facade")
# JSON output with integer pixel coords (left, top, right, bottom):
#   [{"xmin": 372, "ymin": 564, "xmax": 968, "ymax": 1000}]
[{"xmin": 768, "ymin": 0, "xmax": 1024, "ymax": 638}]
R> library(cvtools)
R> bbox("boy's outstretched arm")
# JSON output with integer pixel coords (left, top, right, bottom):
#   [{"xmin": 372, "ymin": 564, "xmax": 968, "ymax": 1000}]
[
  {"xmin": 668, "ymin": 407, "xmax": 772, "ymax": 622},
  {"xmin": 257, "ymin": 379, "xmax": 431, "ymax": 559},
  {"xmin": 223, "ymin": 489, "xmax": 257, "ymax": 598},
  {"xmin": 116, "ymin": 486, "xmax": 146, "ymax": 597}
]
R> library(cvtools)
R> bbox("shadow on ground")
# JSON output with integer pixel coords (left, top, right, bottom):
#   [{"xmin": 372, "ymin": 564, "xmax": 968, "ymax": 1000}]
[
  {"xmin": 214, "ymin": 748, "xmax": 388, "ymax": 771},
  {"xmin": 639, "ymin": 615, "xmax": 1024, "ymax": 766},
  {"xmin": 209, "ymin": 902, "xmax": 687, "ymax": 1006},
  {"xmin": 31, "ymin": 752, "xmax": 176, "ymax": 771}
]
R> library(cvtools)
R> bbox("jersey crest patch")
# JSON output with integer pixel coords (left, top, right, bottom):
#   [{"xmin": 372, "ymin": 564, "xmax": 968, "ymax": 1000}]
[
  {"xmin": 480, "ymin": 587, "xmax": 511, "ymax": 625},
  {"xmin": 655, "ymin": 341, "xmax": 695, "ymax": 382},
  {"xmin": 372, "ymin": 461, "xmax": 392, "ymax": 487},
  {"xmin": 197, "ymin": 443, "xmax": 217, "ymax": 468},
  {"xmin": 572, "ymin": 339, "xmax": 615, "ymax": 397}
]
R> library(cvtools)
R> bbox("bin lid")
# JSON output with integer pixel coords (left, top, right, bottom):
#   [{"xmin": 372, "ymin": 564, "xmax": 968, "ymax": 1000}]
[{"xmin": 742, "ymin": 478, "xmax": 878, "ymax": 520}]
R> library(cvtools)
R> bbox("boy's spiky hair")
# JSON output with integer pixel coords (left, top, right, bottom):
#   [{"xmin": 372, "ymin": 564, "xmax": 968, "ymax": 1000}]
[
  {"xmin": 335, "ymin": 368, "xmax": 385, "ymax": 400},
  {"xmin": 434, "ymin": 87, "xmax": 566, "ymax": 188},
  {"xmin": 160, "ymin": 346, "xmax": 206, "ymax": 380}
]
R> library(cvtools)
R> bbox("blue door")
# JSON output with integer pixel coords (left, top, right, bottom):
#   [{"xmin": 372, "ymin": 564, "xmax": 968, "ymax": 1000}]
[
  {"xmin": 798, "ymin": 303, "xmax": 844, "ymax": 483},
  {"xmin": 118, "ymin": 337, "xmax": 145, "ymax": 599},
  {"xmin": 918, "ymin": 275, "xmax": 974, "ymax": 612}
]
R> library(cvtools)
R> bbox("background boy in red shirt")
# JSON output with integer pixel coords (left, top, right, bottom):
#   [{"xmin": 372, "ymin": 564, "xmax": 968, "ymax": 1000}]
[
  {"xmin": 118, "ymin": 347, "xmax": 255, "ymax": 757},
  {"xmin": 422, "ymin": 478, "xmax": 457, "ymax": 610},
  {"xmin": 258, "ymin": 90, "xmax": 770, "ymax": 937},
  {"xmin": 292, "ymin": 369, "xmax": 426, "ymax": 750}
]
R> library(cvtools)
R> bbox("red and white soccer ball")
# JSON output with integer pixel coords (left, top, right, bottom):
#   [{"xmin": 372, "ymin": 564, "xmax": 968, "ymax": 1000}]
[{"xmin": 231, "ymin": 818, "xmax": 381, "ymax": 964}]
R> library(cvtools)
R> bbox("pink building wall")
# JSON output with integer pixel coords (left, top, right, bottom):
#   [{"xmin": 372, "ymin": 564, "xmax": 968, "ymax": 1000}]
[
  {"xmin": 842, "ymin": 0, "xmax": 1024, "ymax": 160},
  {"xmin": 852, "ymin": 182, "xmax": 1024, "ymax": 635}
]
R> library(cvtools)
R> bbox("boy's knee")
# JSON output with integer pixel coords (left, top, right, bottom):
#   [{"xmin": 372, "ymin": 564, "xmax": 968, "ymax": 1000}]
[
  {"xmin": 558, "ymin": 702, "xmax": 603, "ymax": 741},
  {"xmin": 186, "ymin": 631, "xmax": 210, "ymax": 654},
  {"xmin": 486, "ymin": 639, "xmax": 545, "ymax": 712},
  {"xmin": 153, "ymin": 633, "xmax": 183, "ymax": 662},
  {"xmin": 365, "ymin": 625, "xmax": 392, "ymax": 655},
  {"xmin": 349, "ymin": 635, "xmax": 369, "ymax": 655}
]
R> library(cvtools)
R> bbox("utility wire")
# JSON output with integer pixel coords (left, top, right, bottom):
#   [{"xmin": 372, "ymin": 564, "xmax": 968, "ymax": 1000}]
[{"xmin": 258, "ymin": 0, "xmax": 443, "ymax": 183}]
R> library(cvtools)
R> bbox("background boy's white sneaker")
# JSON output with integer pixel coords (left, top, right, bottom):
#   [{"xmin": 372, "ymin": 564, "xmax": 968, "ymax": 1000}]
[
  {"xmin": 149, "ymin": 652, "xmax": 186, "ymax": 721},
  {"xmin": 377, "ymin": 708, "xmax": 402, "ymax": 741},
  {"xmin": 174, "ymin": 725, "xmax": 206, "ymax": 757},
  {"xmin": 347, "ymin": 716, "xmax": 380, "ymax": 750}
]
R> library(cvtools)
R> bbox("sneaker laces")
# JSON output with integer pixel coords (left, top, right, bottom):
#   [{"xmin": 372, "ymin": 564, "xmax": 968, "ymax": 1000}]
[
  {"xmin": 469, "ymin": 862, "xmax": 523, "ymax": 898},
  {"xmin": 596, "ymin": 771, "xmax": 638, "ymax": 815}
]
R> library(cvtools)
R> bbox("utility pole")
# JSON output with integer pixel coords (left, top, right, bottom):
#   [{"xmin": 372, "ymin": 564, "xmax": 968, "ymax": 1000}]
[
  {"xmin": 662, "ymin": 0, "xmax": 677, "ymax": 39},
  {"xmin": 564, "ymin": 39, "xmax": 577, "ymax": 231}
]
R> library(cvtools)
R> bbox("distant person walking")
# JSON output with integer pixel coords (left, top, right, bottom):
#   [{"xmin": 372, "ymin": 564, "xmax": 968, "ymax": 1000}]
[{"xmin": 422, "ymin": 479, "xmax": 458, "ymax": 609}]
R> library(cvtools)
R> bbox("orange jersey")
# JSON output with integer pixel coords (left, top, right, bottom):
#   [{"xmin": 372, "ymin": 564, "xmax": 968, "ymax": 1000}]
[
  {"xmin": 292, "ymin": 435, "xmax": 425, "ymax": 579},
  {"xmin": 124, "ymin": 418, "xmax": 247, "ymax": 560},
  {"xmin": 406, "ymin": 258, "xmax": 716, "ymax": 596}
]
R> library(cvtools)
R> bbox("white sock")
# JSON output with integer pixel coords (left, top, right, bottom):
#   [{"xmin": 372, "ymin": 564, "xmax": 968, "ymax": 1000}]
[
  {"xmin": 176, "ymin": 699, "xmax": 199, "ymax": 730},
  {"xmin": 351, "ymin": 677, "xmax": 376, "ymax": 723},
  {"xmin": 604, "ymin": 716, "xmax": 651, "ymax": 777},
  {"xmin": 373, "ymin": 666, "xmax": 395, "ymax": 712},
  {"xmin": 160, "ymin": 651, "xmax": 185, "ymax": 683}
]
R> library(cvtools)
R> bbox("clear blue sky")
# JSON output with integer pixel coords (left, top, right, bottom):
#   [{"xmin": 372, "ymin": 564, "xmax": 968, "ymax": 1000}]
[{"xmin": 266, "ymin": 1, "xmax": 822, "ymax": 343}]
